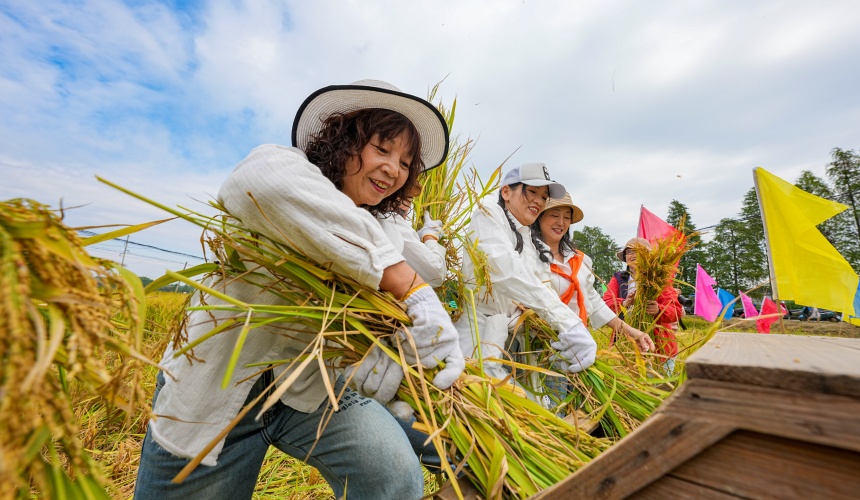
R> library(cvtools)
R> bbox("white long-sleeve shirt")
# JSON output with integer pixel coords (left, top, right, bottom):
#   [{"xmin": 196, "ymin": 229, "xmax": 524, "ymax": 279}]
[
  {"xmin": 377, "ymin": 213, "xmax": 447, "ymax": 287},
  {"xmin": 459, "ymin": 201, "xmax": 582, "ymax": 333},
  {"xmin": 150, "ymin": 145, "xmax": 405, "ymax": 466},
  {"xmin": 536, "ymin": 246, "xmax": 617, "ymax": 329}
]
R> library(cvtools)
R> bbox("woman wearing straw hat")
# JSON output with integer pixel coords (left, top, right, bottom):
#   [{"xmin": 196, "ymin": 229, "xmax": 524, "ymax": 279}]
[
  {"xmin": 455, "ymin": 164, "xmax": 597, "ymax": 384},
  {"xmin": 531, "ymin": 193, "xmax": 655, "ymax": 354},
  {"xmin": 377, "ymin": 182, "xmax": 448, "ymax": 287},
  {"xmin": 603, "ymin": 237, "xmax": 683, "ymax": 374},
  {"xmin": 135, "ymin": 80, "xmax": 465, "ymax": 500}
]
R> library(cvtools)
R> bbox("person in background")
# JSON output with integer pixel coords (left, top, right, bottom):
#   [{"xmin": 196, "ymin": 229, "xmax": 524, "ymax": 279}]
[
  {"xmin": 454, "ymin": 163, "xmax": 597, "ymax": 384},
  {"xmin": 603, "ymin": 238, "xmax": 682, "ymax": 375},
  {"xmin": 531, "ymin": 193, "xmax": 655, "ymax": 353},
  {"xmin": 810, "ymin": 306, "xmax": 821, "ymax": 321},
  {"xmin": 135, "ymin": 80, "xmax": 464, "ymax": 500},
  {"xmin": 377, "ymin": 182, "xmax": 448, "ymax": 287}
]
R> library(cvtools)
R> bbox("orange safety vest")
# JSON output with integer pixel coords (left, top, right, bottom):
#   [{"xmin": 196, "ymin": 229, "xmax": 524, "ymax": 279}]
[{"xmin": 550, "ymin": 250, "xmax": 588, "ymax": 325}]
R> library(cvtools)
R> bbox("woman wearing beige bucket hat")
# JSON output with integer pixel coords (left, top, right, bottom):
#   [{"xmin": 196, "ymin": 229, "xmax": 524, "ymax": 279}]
[
  {"xmin": 454, "ymin": 164, "xmax": 597, "ymax": 391},
  {"xmin": 603, "ymin": 237, "xmax": 683, "ymax": 374},
  {"xmin": 531, "ymin": 193, "xmax": 655, "ymax": 356},
  {"xmin": 136, "ymin": 80, "xmax": 463, "ymax": 500}
]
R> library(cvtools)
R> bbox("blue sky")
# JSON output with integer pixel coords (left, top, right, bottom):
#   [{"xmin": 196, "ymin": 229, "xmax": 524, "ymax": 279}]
[{"xmin": 2, "ymin": 0, "xmax": 860, "ymax": 278}]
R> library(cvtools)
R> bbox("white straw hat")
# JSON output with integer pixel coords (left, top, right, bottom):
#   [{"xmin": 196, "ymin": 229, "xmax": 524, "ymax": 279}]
[
  {"xmin": 291, "ymin": 79, "xmax": 449, "ymax": 171},
  {"xmin": 501, "ymin": 163, "xmax": 566, "ymax": 199}
]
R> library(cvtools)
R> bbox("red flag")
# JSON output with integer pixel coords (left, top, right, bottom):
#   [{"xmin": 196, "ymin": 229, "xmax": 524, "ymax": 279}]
[
  {"xmin": 638, "ymin": 205, "xmax": 679, "ymax": 244},
  {"xmin": 756, "ymin": 297, "xmax": 780, "ymax": 333}
]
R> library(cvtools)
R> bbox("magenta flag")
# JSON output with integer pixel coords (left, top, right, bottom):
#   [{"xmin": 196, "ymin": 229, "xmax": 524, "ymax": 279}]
[
  {"xmin": 637, "ymin": 206, "xmax": 678, "ymax": 244},
  {"xmin": 694, "ymin": 264, "xmax": 723, "ymax": 321},
  {"xmin": 740, "ymin": 292, "xmax": 759, "ymax": 318},
  {"xmin": 757, "ymin": 297, "xmax": 781, "ymax": 333}
]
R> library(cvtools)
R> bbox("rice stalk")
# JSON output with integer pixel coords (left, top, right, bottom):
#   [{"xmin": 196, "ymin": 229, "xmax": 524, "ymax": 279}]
[
  {"xmin": 99, "ymin": 181, "xmax": 613, "ymax": 499},
  {"xmin": 0, "ymin": 198, "xmax": 156, "ymax": 499},
  {"xmin": 411, "ymin": 84, "xmax": 503, "ymax": 320},
  {"xmin": 517, "ymin": 312, "xmax": 672, "ymax": 440},
  {"xmin": 624, "ymin": 232, "xmax": 691, "ymax": 355}
]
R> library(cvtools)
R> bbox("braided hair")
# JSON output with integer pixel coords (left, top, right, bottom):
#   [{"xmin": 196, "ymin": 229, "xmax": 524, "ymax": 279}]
[{"xmin": 497, "ymin": 185, "xmax": 524, "ymax": 253}]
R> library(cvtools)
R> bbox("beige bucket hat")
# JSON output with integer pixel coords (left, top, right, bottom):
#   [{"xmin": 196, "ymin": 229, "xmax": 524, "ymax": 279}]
[
  {"xmin": 541, "ymin": 192, "xmax": 584, "ymax": 224},
  {"xmin": 617, "ymin": 237, "xmax": 652, "ymax": 261}
]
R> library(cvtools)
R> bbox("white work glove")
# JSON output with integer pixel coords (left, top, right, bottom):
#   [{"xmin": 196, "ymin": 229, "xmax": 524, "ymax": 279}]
[
  {"xmin": 417, "ymin": 211, "xmax": 443, "ymax": 241},
  {"xmin": 550, "ymin": 322, "xmax": 597, "ymax": 374},
  {"xmin": 344, "ymin": 344, "xmax": 403, "ymax": 405},
  {"xmin": 397, "ymin": 285, "xmax": 465, "ymax": 389}
]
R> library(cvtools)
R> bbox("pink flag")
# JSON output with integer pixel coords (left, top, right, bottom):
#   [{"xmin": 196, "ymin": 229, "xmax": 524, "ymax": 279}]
[
  {"xmin": 637, "ymin": 206, "xmax": 679, "ymax": 244},
  {"xmin": 740, "ymin": 292, "xmax": 759, "ymax": 319},
  {"xmin": 694, "ymin": 264, "xmax": 723, "ymax": 322},
  {"xmin": 756, "ymin": 297, "xmax": 780, "ymax": 333}
]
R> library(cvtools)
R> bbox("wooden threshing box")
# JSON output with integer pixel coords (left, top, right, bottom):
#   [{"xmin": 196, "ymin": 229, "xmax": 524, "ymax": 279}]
[{"xmin": 535, "ymin": 331, "xmax": 860, "ymax": 499}]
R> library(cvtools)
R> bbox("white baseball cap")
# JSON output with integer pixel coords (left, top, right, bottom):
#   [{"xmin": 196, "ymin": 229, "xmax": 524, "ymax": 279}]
[{"xmin": 501, "ymin": 163, "xmax": 566, "ymax": 199}]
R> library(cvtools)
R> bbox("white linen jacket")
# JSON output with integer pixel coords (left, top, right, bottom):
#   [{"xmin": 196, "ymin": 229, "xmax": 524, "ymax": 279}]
[
  {"xmin": 455, "ymin": 202, "xmax": 585, "ymax": 374},
  {"xmin": 377, "ymin": 213, "xmax": 447, "ymax": 287},
  {"xmin": 150, "ymin": 145, "xmax": 405, "ymax": 466}
]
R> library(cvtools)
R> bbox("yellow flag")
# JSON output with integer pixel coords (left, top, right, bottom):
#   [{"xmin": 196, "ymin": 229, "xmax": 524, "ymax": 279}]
[{"xmin": 754, "ymin": 167, "xmax": 860, "ymax": 318}]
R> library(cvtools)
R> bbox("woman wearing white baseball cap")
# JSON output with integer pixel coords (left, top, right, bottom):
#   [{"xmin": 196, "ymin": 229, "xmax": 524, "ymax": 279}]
[
  {"xmin": 135, "ymin": 80, "xmax": 463, "ymax": 500},
  {"xmin": 455, "ymin": 163, "xmax": 597, "ymax": 389}
]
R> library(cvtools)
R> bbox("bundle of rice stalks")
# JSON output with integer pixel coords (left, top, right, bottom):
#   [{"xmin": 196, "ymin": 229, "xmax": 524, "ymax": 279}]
[
  {"xmin": 101, "ymin": 181, "xmax": 612, "ymax": 499},
  {"xmin": 0, "ymin": 199, "xmax": 157, "ymax": 499},
  {"xmin": 412, "ymin": 84, "xmax": 502, "ymax": 319},
  {"xmin": 516, "ymin": 312, "xmax": 671, "ymax": 440},
  {"xmin": 625, "ymin": 233, "xmax": 691, "ymax": 346}
]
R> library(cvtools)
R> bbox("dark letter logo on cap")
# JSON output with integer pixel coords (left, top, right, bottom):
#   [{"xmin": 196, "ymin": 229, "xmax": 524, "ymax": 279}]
[{"xmin": 542, "ymin": 166, "xmax": 550, "ymax": 180}]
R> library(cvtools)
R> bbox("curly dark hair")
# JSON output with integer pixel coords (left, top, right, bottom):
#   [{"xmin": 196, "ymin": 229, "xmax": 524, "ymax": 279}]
[
  {"xmin": 304, "ymin": 108, "xmax": 423, "ymax": 215},
  {"xmin": 531, "ymin": 208, "xmax": 577, "ymax": 263}
]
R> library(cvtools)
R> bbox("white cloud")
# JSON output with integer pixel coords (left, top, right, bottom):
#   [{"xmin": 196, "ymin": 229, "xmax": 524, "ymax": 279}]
[{"xmin": 2, "ymin": 0, "xmax": 860, "ymax": 277}]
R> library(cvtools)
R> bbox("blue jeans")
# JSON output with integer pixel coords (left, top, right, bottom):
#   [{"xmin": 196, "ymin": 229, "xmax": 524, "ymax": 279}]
[{"xmin": 135, "ymin": 372, "xmax": 424, "ymax": 500}]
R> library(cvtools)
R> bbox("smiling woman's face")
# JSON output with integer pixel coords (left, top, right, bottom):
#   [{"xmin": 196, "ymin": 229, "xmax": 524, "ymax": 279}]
[
  {"xmin": 539, "ymin": 207, "xmax": 573, "ymax": 246},
  {"xmin": 341, "ymin": 132, "xmax": 413, "ymax": 206},
  {"xmin": 502, "ymin": 184, "xmax": 549, "ymax": 226}
]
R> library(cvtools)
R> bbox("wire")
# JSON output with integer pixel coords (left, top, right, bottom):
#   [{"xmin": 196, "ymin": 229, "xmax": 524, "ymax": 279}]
[{"xmin": 77, "ymin": 230, "xmax": 205, "ymax": 261}]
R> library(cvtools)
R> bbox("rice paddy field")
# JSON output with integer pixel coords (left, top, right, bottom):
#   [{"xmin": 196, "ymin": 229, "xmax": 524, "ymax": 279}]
[
  {"xmin": 6, "ymin": 103, "xmax": 857, "ymax": 497},
  {"xmin": 68, "ymin": 291, "xmax": 854, "ymax": 500}
]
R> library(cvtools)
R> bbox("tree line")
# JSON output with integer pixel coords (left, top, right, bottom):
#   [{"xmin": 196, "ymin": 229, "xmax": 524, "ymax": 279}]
[{"xmin": 574, "ymin": 147, "xmax": 860, "ymax": 300}]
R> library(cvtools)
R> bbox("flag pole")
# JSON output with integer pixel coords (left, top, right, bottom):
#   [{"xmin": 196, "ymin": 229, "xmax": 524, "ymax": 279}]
[
  {"xmin": 753, "ymin": 168, "xmax": 778, "ymax": 299},
  {"xmin": 753, "ymin": 167, "xmax": 785, "ymax": 331}
]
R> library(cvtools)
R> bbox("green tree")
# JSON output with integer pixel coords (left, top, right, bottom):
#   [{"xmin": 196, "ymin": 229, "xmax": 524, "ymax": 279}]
[
  {"xmin": 825, "ymin": 147, "xmax": 860, "ymax": 271},
  {"xmin": 794, "ymin": 170, "xmax": 843, "ymax": 246},
  {"xmin": 573, "ymin": 226, "xmax": 622, "ymax": 291},
  {"xmin": 705, "ymin": 218, "xmax": 746, "ymax": 295},
  {"xmin": 665, "ymin": 200, "xmax": 705, "ymax": 292},
  {"xmin": 738, "ymin": 187, "xmax": 769, "ymax": 293}
]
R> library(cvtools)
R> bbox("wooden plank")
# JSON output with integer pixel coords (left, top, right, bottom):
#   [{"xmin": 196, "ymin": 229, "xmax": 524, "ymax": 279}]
[
  {"xmin": 670, "ymin": 430, "xmax": 860, "ymax": 499},
  {"xmin": 668, "ymin": 378, "xmax": 860, "ymax": 452},
  {"xmin": 632, "ymin": 475, "xmax": 739, "ymax": 499},
  {"xmin": 685, "ymin": 331, "xmax": 860, "ymax": 398},
  {"xmin": 532, "ymin": 414, "xmax": 733, "ymax": 499},
  {"xmin": 810, "ymin": 336, "xmax": 860, "ymax": 351},
  {"xmin": 433, "ymin": 478, "xmax": 483, "ymax": 500}
]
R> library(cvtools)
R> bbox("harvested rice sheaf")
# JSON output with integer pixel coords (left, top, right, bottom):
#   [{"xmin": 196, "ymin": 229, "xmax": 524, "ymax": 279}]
[
  {"xmin": 0, "ymin": 199, "xmax": 151, "ymax": 499},
  {"xmin": 101, "ymin": 179, "xmax": 614, "ymax": 499}
]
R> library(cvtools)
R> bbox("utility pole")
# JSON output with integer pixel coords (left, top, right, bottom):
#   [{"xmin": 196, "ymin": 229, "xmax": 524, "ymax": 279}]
[
  {"xmin": 174, "ymin": 262, "xmax": 188, "ymax": 293},
  {"xmin": 120, "ymin": 236, "xmax": 130, "ymax": 267}
]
